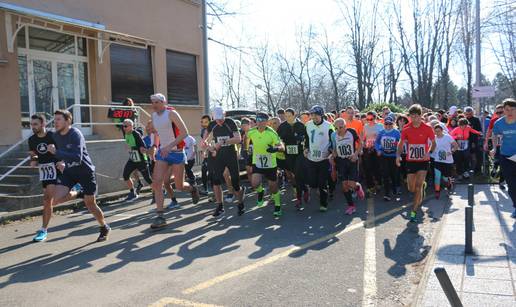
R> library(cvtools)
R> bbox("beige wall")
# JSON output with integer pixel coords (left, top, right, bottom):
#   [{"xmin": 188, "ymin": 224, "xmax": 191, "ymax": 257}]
[
  {"xmin": 0, "ymin": 0, "xmax": 206, "ymax": 146},
  {"xmin": 0, "ymin": 11, "xmax": 22, "ymax": 145}
]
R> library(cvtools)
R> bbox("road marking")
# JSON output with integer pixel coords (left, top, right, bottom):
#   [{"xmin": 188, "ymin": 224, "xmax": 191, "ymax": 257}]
[
  {"xmin": 362, "ymin": 198, "xmax": 377, "ymax": 307},
  {"xmin": 148, "ymin": 297, "xmax": 224, "ymax": 307},
  {"xmin": 181, "ymin": 200, "xmax": 414, "ymax": 296}
]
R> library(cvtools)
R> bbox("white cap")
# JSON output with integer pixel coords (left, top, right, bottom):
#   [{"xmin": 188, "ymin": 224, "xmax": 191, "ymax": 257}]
[
  {"xmin": 449, "ymin": 106, "xmax": 457, "ymax": 115},
  {"xmin": 212, "ymin": 106, "xmax": 224, "ymax": 120},
  {"xmin": 150, "ymin": 93, "xmax": 166, "ymax": 102}
]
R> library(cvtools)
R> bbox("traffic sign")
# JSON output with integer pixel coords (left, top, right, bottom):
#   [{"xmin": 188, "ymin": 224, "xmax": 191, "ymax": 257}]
[{"xmin": 472, "ymin": 86, "xmax": 495, "ymax": 98}]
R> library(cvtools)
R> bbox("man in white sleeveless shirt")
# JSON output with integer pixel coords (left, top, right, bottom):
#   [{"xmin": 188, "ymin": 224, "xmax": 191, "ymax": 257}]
[{"xmin": 148, "ymin": 93, "xmax": 200, "ymax": 229}]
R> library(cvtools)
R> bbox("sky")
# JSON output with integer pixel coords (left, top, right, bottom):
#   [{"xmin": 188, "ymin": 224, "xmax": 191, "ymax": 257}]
[{"xmin": 206, "ymin": 0, "xmax": 502, "ymax": 106}]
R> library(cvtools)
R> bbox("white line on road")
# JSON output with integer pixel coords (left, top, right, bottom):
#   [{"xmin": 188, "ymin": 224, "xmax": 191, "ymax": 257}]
[
  {"xmin": 148, "ymin": 296, "xmax": 224, "ymax": 307},
  {"xmin": 362, "ymin": 198, "xmax": 377, "ymax": 307}
]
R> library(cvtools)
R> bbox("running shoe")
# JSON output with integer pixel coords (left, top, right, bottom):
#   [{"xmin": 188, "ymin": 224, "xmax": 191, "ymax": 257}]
[
  {"xmin": 345, "ymin": 205, "xmax": 356, "ymax": 215},
  {"xmin": 384, "ymin": 195, "xmax": 392, "ymax": 202},
  {"xmin": 463, "ymin": 172, "xmax": 470, "ymax": 179},
  {"xmin": 191, "ymin": 186, "xmax": 200, "ymax": 204},
  {"xmin": 511, "ymin": 209, "xmax": 516, "ymax": 219},
  {"xmin": 150, "ymin": 215, "xmax": 167, "ymax": 229},
  {"xmin": 224, "ymin": 194, "xmax": 235, "ymax": 203},
  {"xmin": 319, "ymin": 205, "xmax": 328, "ymax": 212},
  {"xmin": 356, "ymin": 183, "xmax": 365, "ymax": 200},
  {"xmin": 212, "ymin": 206, "xmax": 225, "ymax": 219},
  {"xmin": 303, "ymin": 190, "xmax": 310, "ymax": 203},
  {"xmin": 434, "ymin": 191, "xmax": 441, "ymax": 199},
  {"xmin": 273, "ymin": 206, "xmax": 283, "ymax": 217},
  {"xmin": 295, "ymin": 198, "xmax": 302, "ymax": 210},
  {"xmin": 435, "ymin": 190, "xmax": 441, "ymax": 199},
  {"xmin": 135, "ymin": 180, "xmax": 143, "ymax": 195},
  {"xmin": 167, "ymin": 198, "xmax": 180, "ymax": 210},
  {"xmin": 32, "ymin": 229, "xmax": 47, "ymax": 242},
  {"xmin": 257, "ymin": 190, "xmax": 265, "ymax": 207},
  {"xmin": 97, "ymin": 225, "xmax": 111, "ymax": 242},
  {"xmin": 238, "ymin": 203, "xmax": 245, "ymax": 216},
  {"xmin": 409, "ymin": 211, "xmax": 417, "ymax": 223},
  {"xmin": 125, "ymin": 191, "xmax": 138, "ymax": 202}
]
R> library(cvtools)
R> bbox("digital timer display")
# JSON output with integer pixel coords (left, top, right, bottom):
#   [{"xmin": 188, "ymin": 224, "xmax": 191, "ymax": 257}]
[{"xmin": 107, "ymin": 108, "xmax": 136, "ymax": 119}]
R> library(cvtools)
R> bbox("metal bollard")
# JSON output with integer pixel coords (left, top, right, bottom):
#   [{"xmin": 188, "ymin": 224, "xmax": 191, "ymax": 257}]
[
  {"xmin": 434, "ymin": 267, "xmax": 463, "ymax": 307},
  {"xmin": 465, "ymin": 207, "xmax": 473, "ymax": 255},
  {"xmin": 468, "ymin": 184, "xmax": 474, "ymax": 207}
]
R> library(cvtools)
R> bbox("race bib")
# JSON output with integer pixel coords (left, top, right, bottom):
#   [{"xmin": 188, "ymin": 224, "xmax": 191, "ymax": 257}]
[
  {"xmin": 437, "ymin": 150, "xmax": 447, "ymax": 162},
  {"xmin": 286, "ymin": 145, "xmax": 299, "ymax": 155},
  {"xmin": 256, "ymin": 153, "xmax": 273, "ymax": 169},
  {"xmin": 337, "ymin": 143, "xmax": 354, "ymax": 158},
  {"xmin": 408, "ymin": 144, "xmax": 426, "ymax": 160},
  {"xmin": 457, "ymin": 140, "xmax": 468, "ymax": 151},
  {"xmin": 129, "ymin": 150, "xmax": 141, "ymax": 162},
  {"xmin": 381, "ymin": 137, "xmax": 397, "ymax": 153},
  {"xmin": 39, "ymin": 163, "xmax": 57, "ymax": 181},
  {"xmin": 217, "ymin": 136, "xmax": 231, "ymax": 146},
  {"xmin": 310, "ymin": 149, "xmax": 322, "ymax": 160}
]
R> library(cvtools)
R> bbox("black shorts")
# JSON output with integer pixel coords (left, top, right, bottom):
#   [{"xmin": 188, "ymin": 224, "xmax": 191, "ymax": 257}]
[
  {"xmin": 56, "ymin": 165, "xmax": 97, "ymax": 195},
  {"xmin": 210, "ymin": 150, "xmax": 241, "ymax": 189},
  {"xmin": 406, "ymin": 161, "xmax": 429, "ymax": 174},
  {"xmin": 42, "ymin": 180, "xmax": 58, "ymax": 188},
  {"xmin": 123, "ymin": 160, "xmax": 152, "ymax": 183},
  {"xmin": 434, "ymin": 162, "xmax": 453, "ymax": 178},
  {"xmin": 252, "ymin": 165, "xmax": 278, "ymax": 181},
  {"xmin": 284, "ymin": 155, "xmax": 299, "ymax": 173},
  {"xmin": 277, "ymin": 158, "xmax": 287, "ymax": 170},
  {"xmin": 336, "ymin": 158, "xmax": 359, "ymax": 182}
]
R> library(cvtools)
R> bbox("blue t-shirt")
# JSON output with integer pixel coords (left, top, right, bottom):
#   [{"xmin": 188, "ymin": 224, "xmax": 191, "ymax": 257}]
[
  {"xmin": 52, "ymin": 127, "xmax": 95, "ymax": 171},
  {"xmin": 375, "ymin": 128, "xmax": 401, "ymax": 157},
  {"xmin": 492, "ymin": 116, "xmax": 516, "ymax": 156},
  {"xmin": 143, "ymin": 135, "xmax": 152, "ymax": 149}
]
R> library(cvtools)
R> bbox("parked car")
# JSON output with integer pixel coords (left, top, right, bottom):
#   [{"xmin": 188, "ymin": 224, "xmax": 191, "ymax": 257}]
[{"xmin": 225, "ymin": 109, "xmax": 257, "ymax": 121}]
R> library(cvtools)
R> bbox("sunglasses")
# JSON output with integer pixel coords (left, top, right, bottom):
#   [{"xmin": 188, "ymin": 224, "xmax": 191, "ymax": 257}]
[{"xmin": 496, "ymin": 111, "xmax": 503, "ymax": 115}]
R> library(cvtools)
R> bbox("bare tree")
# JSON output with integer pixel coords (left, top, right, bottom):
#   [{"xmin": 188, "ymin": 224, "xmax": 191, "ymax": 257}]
[
  {"xmin": 457, "ymin": 0, "xmax": 475, "ymax": 105},
  {"xmin": 393, "ymin": 0, "xmax": 447, "ymax": 107},
  {"xmin": 220, "ymin": 46, "xmax": 246, "ymax": 109}
]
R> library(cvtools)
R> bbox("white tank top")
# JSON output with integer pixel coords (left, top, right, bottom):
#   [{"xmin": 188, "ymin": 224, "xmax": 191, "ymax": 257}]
[
  {"xmin": 152, "ymin": 110, "xmax": 177, "ymax": 150},
  {"xmin": 306, "ymin": 120, "xmax": 332, "ymax": 162}
]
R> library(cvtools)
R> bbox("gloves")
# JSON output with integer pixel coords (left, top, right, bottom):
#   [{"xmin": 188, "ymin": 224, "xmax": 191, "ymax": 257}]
[{"xmin": 267, "ymin": 145, "xmax": 279, "ymax": 153}]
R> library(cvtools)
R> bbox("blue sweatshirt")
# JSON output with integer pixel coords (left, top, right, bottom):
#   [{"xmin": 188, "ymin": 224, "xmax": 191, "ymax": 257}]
[
  {"xmin": 375, "ymin": 128, "xmax": 401, "ymax": 157},
  {"xmin": 52, "ymin": 127, "xmax": 95, "ymax": 171}
]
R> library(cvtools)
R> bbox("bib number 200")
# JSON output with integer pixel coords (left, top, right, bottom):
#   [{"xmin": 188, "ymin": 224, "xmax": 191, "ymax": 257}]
[{"xmin": 409, "ymin": 145, "xmax": 426, "ymax": 160}]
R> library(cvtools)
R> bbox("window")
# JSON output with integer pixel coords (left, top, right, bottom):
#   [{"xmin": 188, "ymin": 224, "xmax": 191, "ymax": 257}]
[
  {"xmin": 166, "ymin": 50, "xmax": 199, "ymax": 105},
  {"xmin": 110, "ymin": 45, "xmax": 154, "ymax": 104}
]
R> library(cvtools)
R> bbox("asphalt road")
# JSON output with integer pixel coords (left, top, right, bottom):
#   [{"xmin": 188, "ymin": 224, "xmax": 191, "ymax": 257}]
[{"xmin": 0, "ymin": 183, "xmax": 448, "ymax": 307}]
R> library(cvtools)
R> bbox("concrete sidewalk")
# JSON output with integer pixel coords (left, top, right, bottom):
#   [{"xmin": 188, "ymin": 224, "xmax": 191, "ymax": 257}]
[{"xmin": 420, "ymin": 184, "xmax": 516, "ymax": 306}]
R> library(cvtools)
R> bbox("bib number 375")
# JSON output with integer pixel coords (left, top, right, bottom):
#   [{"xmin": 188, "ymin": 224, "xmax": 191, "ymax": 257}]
[
  {"xmin": 408, "ymin": 144, "xmax": 426, "ymax": 160},
  {"xmin": 39, "ymin": 163, "xmax": 57, "ymax": 181}
]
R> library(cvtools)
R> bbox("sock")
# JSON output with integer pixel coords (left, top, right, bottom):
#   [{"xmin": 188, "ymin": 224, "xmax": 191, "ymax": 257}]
[
  {"xmin": 273, "ymin": 192, "xmax": 281, "ymax": 207},
  {"xmin": 344, "ymin": 191, "xmax": 353, "ymax": 205},
  {"xmin": 41, "ymin": 227, "xmax": 48, "ymax": 232},
  {"xmin": 256, "ymin": 185, "xmax": 264, "ymax": 201}
]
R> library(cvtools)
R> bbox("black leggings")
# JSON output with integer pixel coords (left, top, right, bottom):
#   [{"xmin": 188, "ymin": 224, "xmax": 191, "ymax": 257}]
[
  {"xmin": 289, "ymin": 154, "xmax": 308, "ymax": 199},
  {"xmin": 306, "ymin": 159, "xmax": 329, "ymax": 206},
  {"xmin": 363, "ymin": 148, "xmax": 381, "ymax": 189},
  {"xmin": 380, "ymin": 155, "xmax": 399, "ymax": 195},
  {"xmin": 201, "ymin": 157, "xmax": 210, "ymax": 189},
  {"xmin": 454, "ymin": 150, "xmax": 470, "ymax": 175},
  {"xmin": 209, "ymin": 150, "xmax": 241, "ymax": 192},
  {"xmin": 185, "ymin": 158, "xmax": 196, "ymax": 184},
  {"xmin": 123, "ymin": 160, "xmax": 152, "ymax": 184}
]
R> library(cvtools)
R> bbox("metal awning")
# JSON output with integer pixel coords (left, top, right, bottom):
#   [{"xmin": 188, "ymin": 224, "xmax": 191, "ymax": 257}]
[{"xmin": 1, "ymin": 2, "xmax": 155, "ymax": 63}]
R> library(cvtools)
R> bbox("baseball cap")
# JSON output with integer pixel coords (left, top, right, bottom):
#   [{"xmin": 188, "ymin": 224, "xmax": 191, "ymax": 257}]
[
  {"xmin": 384, "ymin": 117, "xmax": 394, "ymax": 124},
  {"xmin": 212, "ymin": 106, "xmax": 224, "ymax": 120},
  {"xmin": 150, "ymin": 93, "xmax": 166, "ymax": 102},
  {"xmin": 449, "ymin": 106, "xmax": 457, "ymax": 115},
  {"xmin": 256, "ymin": 112, "xmax": 269, "ymax": 122},
  {"xmin": 464, "ymin": 106, "xmax": 474, "ymax": 113},
  {"xmin": 309, "ymin": 105, "xmax": 325, "ymax": 116}
]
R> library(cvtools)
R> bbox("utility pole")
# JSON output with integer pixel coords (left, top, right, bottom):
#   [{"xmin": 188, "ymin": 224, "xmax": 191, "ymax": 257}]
[
  {"xmin": 474, "ymin": 0, "xmax": 481, "ymax": 112},
  {"xmin": 202, "ymin": 0, "xmax": 210, "ymax": 114}
]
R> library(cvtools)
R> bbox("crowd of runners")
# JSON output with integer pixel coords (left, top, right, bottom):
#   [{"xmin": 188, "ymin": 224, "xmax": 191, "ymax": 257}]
[{"xmin": 27, "ymin": 93, "xmax": 516, "ymax": 243}]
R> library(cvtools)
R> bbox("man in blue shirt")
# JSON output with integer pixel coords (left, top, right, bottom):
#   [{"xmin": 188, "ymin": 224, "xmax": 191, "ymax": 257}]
[
  {"xmin": 48, "ymin": 109, "xmax": 111, "ymax": 242},
  {"xmin": 492, "ymin": 98, "xmax": 516, "ymax": 217},
  {"xmin": 375, "ymin": 116, "xmax": 401, "ymax": 201}
]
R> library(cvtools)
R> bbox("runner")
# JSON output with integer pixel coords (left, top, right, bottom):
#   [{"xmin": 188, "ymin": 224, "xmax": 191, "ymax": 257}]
[
  {"xmin": 491, "ymin": 98, "xmax": 516, "ymax": 218},
  {"xmin": 363, "ymin": 111, "xmax": 383, "ymax": 195},
  {"xmin": 28, "ymin": 114, "xmax": 60, "ymax": 242},
  {"xmin": 484, "ymin": 104, "xmax": 506, "ymax": 189},
  {"xmin": 269, "ymin": 117, "xmax": 287, "ymax": 188},
  {"xmin": 240, "ymin": 117, "xmax": 254, "ymax": 183},
  {"xmin": 48, "ymin": 109, "xmax": 110, "ymax": 241},
  {"xmin": 396, "ymin": 104, "xmax": 436, "ymax": 223},
  {"xmin": 450, "ymin": 118, "xmax": 481, "ymax": 179},
  {"xmin": 199, "ymin": 115, "xmax": 212, "ymax": 195},
  {"xmin": 304, "ymin": 105, "xmax": 334, "ymax": 212},
  {"xmin": 246, "ymin": 112, "xmax": 284, "ymax": 217},
  {"xmin": 375, "ymin": 116, "xmax": 401, "ymax": 201},
  {"xmin": 277, "ymin": 108, "xmax": 309, "ymax": 210},
  {"xmin": 431, "ymin": 124, "xmax": 458, "ymax": 199},
  {"xmin": 183, "ymin": 134, "xmax": 197, "ymax": 186},
  {"xmin": 202, "ymin": 106, "xmax": 246, "ymax": 219},
  {"xmin": 149, "ymin": 93, "xmax": 199, "ymax": 229},
  {"xmin": 330, "ymin": 118, "xmax": 365, "ymax": 215},
  {"xmin": 122, "ymin": 119, "xmax": 152, "ymax": 202}
]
